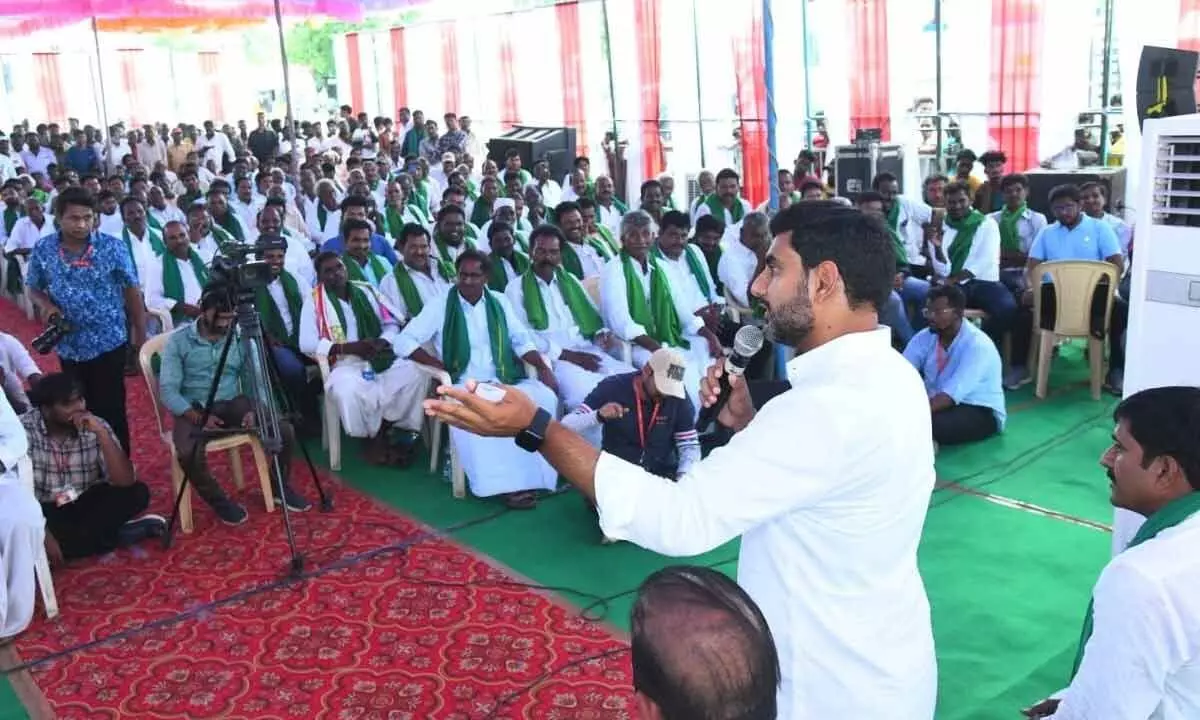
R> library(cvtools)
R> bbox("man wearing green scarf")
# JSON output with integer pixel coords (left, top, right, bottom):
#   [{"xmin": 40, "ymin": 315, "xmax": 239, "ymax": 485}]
[
  {"xmin": 254, "ymin": 238, "xmax": 320, "ymax": 431},
  {"xmin": 205, "ymin": 188, "xmax": 250, "ymax": 246},
  {"xmin": 925, "ymin": 182, "xmax": 1015, "ymax": 350},
  {"xmin": 1022, "ymin": 387, "xmax": 1200, "ymax": 719},
  {"xmin": 398, "ymin": 110, "xmax": 426, "ymax": 160},
  {"xmin": 579, "ymin": 197, "xmax": 620, "ymax": 256},
  {"xmin": 652, "ymin": 211, "xmax": 722, "ymax": 323},
  {"xmin": 593, "ymin": 176, "xmax": 627, "ymax": 237},
  {"xmin": 504, "ymin": 225, "xmax": 633, "ymax": 410},
  {"xmin": 394, "ymin": 249, "xmax": 560, "ymax": 509},
  {"xmin": 692, "ymin": 214, "xmax": 726, "ymax": 298},
  {"xmin": 484, "ymin": 222, "xmax": 530, "ymax": 292},
  {"xmin": 987, "ymin": 173, "xmax": 1047, "ymax": 295},
  {"xmin": 555, "ymin": 201, "xmax": 609, "ymax": 279},
  {"xmin": 0, "ymin": 180, "xmax": 23, "ymax": 251},
  {"xmin": 379, "ymin": 223, "xmax": 454, "ymax": 321},
  {"xmin": 639, "ymin": 179, "xmax": 667, "ymax": 225},
  {"xmin": 499, "ymin": 148, "xmax": 534, "ymax": 190},
  {"xmin": 340, "ymin": 219, "xmax": 393, "ymax": 288},
  {"xmin": 696, "ymin": 169, "xmax": 752, "ymax": 228},
  {"xmin": 119, "ymin": 196, "xmax": 164, "ymax": 285},
  {"xmin": 470, "ymin": 176, "xmax": 500, "ymax": 228},
  {"xmin": 430, "ymin": 204, "xmax": 474, "ymax": 272},
  {"xmin": 145, "ymin": 220, "xmax": 208, "ymax": 330}
]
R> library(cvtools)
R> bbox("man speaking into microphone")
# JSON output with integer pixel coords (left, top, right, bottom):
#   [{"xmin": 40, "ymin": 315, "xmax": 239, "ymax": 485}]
[{"xmin": 424, "ymin": 201, "xmax": 938, "ymax": 719}]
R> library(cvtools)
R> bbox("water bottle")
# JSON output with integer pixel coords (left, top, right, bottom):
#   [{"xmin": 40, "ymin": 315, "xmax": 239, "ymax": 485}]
[{"xmin": 361, "ymin": 368, "xmax": 376, "ymax": 381}]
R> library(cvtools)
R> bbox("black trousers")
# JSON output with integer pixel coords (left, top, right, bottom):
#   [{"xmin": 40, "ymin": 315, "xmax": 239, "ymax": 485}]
[
  {"xmin": 932, "ymin": 404, "xmax": 999, "ymax": 446},
  {"xmin": 41, "ymin": 482, "xmax": 150, "ymax": 560},
  {"xmin": 1010, "ymin": 280, "xmax": 1126, "ymax": 371},
  {"xmin": 60, "ymin": 343, "xmax": 131, "ymax": 455}
]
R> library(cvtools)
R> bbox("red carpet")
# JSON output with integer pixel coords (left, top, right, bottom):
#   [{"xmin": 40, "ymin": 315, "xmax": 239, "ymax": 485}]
[{"xmin": 2, "ymin": 301, "xmax": 634, "ymax": 719}]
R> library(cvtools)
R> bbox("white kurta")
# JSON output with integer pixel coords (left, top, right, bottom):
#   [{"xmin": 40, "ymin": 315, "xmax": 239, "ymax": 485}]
[
  {"xmin": 379, "ymin": 264, "xmax": 452, "ymax": 322},
  {"xmin": 193, "ymin": 235, "xmax": 219, "ymax": 264},
  {"xmin": 595, "ymin": 328, "xmax": 938, "ymax": 719},
  {"xmin": 656, "ymin": 244, "xmax": 722, "ymax": 312},
  {"xmin": 306, "ymin": 206, "xmax": 343, "ymax": 244},
  {"xmin": 693, "ymin": 197, "xmax": 754, "ymax": 242},
  {"xmin": 504, "ymin": 272, "xmax": 632, "ymax": 409},
  {"xmin": 1050, "ymin": 512, "xmax": 1200, "ymax": 720},
  {"xmin": 717, "ymin": 237, "xmax": 759, "ymax": 308},
  {"xmin": 298, "ymin": 283, "xmax": 428, "ymax": 436},
  {"xmin": 124, "ymin": 227, "xmax": 162, "ymax": 287},
  {"xmin": 931, "ymin": 216, "xmax": 1002, "ymax": 283},
  {"xmin": 149, "ymin": 205, "xmax": 186, "ymax": 228},
  {"xmin": 98, "ymin": 211, "xmax": 124, "ymax": 238},
  {"xmin": 266, "ymin": 276, "xmax": 297, "ymax": 338},
  {"xmin": 0, "ymin": 392, "xmax": 42, "ymax": 640},
  {"xmin": 595, "ymin": 202, "xmax": 624, "ymax": 235},
  {"xmin": 0, "ymin": 332, "xmax": 39, "ymax": 411},
  {"xmin": 394, "ymin": 289, "xmax": 558, "ymax": 497},
  {"xmin": 4, "ymin": 217, "xmax": 54, "ymax": 253},
  {"xmin": 145, "ymin": 254, "xmax": 205, "ymax": 312}
]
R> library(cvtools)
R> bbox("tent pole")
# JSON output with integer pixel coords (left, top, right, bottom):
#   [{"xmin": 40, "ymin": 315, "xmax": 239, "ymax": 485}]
[
  {"xmin": 600, "ymin": 0, "xmax": 619, "ymax": 148},
  {"xmin": 273, "ymin": 0, "xmax": 297, "ymax": 173},
  {"xmin": 91, "ymin": 17, "xmax": 114, "ymax": 171},
  {"xmin": 801, "ymin": 0, "xmax": 813, "ymax": 148},
  {"xmin": 1099, "ymin": 0, "xmax": 1114, "ymax": 164},
  {"xmin": 764, "ymin": 0, "xmax": 778, "ymax": 211},
  {"xmin": 691, "ymin": 0, "xmax": 707, "ymax": 168}
]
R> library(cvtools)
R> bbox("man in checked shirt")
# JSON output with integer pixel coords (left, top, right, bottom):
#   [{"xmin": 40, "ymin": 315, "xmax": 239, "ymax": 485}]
[{"xmin": 20, "ymin": 373, "xmax": 163, "ymax": 566}]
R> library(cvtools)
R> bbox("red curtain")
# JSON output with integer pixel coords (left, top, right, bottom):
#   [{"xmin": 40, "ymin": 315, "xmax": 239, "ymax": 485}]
[
  {"xmin": 117, "ymin": 49, "xmax": 145, "ymax": 127},
  {"xmin": 497, "ymin": 14, "xmax": 519, "ymax": 127},
  {"xmin": 344, "ymin": 32, "xmax": 365, "ymax": 113},
  {"xmin": 32, "ymin": 53, "xmax": 66, "ymax": 124},
  {"xmin": 556, "ymin": 2, "xmax": 588, "ymax": 153},
  {"xmin": 987, "ymin": 0, "xmax": 1043, "ymax": 172},
  {"xmin": 845, "ymin": 0, "xmax": 892, "ymax": 140},
  {"xmin": 733, "ymin": 0, "xmax": 768, "ymax": 206},
  {"xmin": 635, "ymin": 0, "xmax": 665, "ymax": 180},
  {"xmin": 198, "ymin": 52, "xmax": 225, "ymax": 120},
  {"xmin": 441, "ymin": 22, "xmax": 461, "ymax": 113},
  {"xmin": 389, "ymin": 27, "xmax": 408, "ymax": 111}
]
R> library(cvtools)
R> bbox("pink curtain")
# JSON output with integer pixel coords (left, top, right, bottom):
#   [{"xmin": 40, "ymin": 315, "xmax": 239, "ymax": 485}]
[
  {"xmin": 988, "ymin": 0, "xmax": 1044, "ymax": 172},
  {"xmin": 845, "ymin": 0, "xmax": 892, "ymax": 140},
  {"xmin": 389, "ymin": 27, "xmax": 407, "ymax": 111},
  {"xmin": 1180, "ymin": 0, "xmax": 1200, "ymax": 99},
  {"xmin": 732, "ymin": 0, "xmax": 768, "ymax": 206},
  {"xmin": 497, "ymin": 14, "xmax": 519, "ymax": 127},
  {"xmin": 117, "ymin": 49, "xmax": 145, "ymax": 126},
  {"xmin": 556, "ymin": 2, "xmax": 587, "ymax": 153},
  {"xmin": 198, "ymin": 52, "xmax": 225, "ymax": 120},
  {"xmin": 635, "ymin": 0, "xmax": 664, "ymax": 181},
  {"xmin": 344, "ymin": 32, "xmax": 365, "ymax": 113},
  {"xmin": 441, "ymin": 22, "xmax": 461, "ymax": 113},
  {"xmin": 32, "ymin": 53, "xmax": 66, "ymax": 124}
]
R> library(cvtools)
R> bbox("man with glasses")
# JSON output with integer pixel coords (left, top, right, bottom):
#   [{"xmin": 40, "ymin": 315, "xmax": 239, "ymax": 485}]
[{"xmin": 903, "ymin": 284, "xmax": 1005, "ymax": 447}]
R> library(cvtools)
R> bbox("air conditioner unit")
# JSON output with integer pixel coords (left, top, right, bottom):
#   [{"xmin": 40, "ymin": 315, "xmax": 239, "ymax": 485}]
[{"xmin": 685, "ymin": 173, "xmax": 703, "ymax": 209}]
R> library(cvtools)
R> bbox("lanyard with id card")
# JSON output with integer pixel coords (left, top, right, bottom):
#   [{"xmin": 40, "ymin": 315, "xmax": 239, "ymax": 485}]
[{"xmin": 632, "ymin": 378, "xmax": 661, "ymax": 466}]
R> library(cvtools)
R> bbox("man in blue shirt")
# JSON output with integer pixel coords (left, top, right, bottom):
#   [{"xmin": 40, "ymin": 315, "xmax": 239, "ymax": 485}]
[
  {"xmin": 25, "ymin": 187, "xmax": 146, "ymax": 454},
  {"xmin": 64, "ymin": 131, "xmax": 100, "ymax": 175},
  {"xmin": 1007, "ymin": 183, "xmax": 1125, "ymax": 391},
  {"xmin": 904, "ymin": 285, "xmax": 1005, "ymax": 446},
  {"xmin": 318, "ymin": 195, "xmax": 398, "ymax": 263}
]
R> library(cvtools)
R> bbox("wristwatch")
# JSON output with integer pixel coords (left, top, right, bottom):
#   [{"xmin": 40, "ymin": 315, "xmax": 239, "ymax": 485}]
[{"xmin": 515, "ymin": 407, "xmax": 552, "ymax": 452}]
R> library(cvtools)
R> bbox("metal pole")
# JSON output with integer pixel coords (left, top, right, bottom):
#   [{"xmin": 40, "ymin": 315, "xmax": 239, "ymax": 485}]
[
  {"xmin": 763, "ymin": 0, "xmax": 778, "ymax": 211},
  {"xmin": 691, "ymin": 0, "xmax": 707, "ymax": 168},
  {"xmin": 600, "ymin": 0, "xmax": 619, "ymax": 148},
  {"xmin": 933, "ymin": 0, "xmax": 944, "ymax": 171},
  {"xmin": 272, "ymin": 0, "xmax": 297, "ymax": 173},
  {"xmin": 1098, "ymin": 0, "xmax": 1115, "ymax": 165},
  {"xmin": 91, "ymin": 17, "xmax": 113, "ymax": 173},
  {"xmin": 800, "ymin": 0, "xmax": 813, "ymax": 148}
]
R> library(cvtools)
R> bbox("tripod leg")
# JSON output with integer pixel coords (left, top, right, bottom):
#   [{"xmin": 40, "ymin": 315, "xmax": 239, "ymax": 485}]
[{"xmin": 262, "ymin": 343, "xmax": 333, "ymax": 512}]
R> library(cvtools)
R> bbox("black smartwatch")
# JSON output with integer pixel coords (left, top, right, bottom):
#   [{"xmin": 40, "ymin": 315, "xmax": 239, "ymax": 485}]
[{"xmin": 515, "ymin": 407, "xmax": 552, "ymax": 452}]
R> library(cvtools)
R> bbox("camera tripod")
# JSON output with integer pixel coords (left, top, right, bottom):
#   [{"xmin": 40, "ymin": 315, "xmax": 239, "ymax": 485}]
[{"xmin": 161, "ymin": 288, "xmax": 331, "ymax": 576}]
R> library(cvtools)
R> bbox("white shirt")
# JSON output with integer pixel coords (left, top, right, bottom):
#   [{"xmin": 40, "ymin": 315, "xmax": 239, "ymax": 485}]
[
  {"xmin": 1099, "ymin": 212, "xmax": 1134, "ymax": 258},
  {"xmin": 656, "ymin": 245, "xmax": 721, "ymax": 311},
  {"xmin": 19, "ymin": 147, "xmax": 56, "ymax": 176},
  {"xmin": 193, "ymin": 235, "xmax": 219, "ymax": 264},
  {"xmin": 5, "ymin": 216, "xmax": 54, "ymax": 252},
  {"xmin": 595, "ymin": 328, "xmax": 938, "ymax": 719},
  {"xmin": 932, "ymin": 215, "xmax": 1001, "ymax": 283},
  {"xmin": 196, "ymin": 132, "xmax": 235, "ymax": 169},
  {"xmin": 1051, "ymin": 511, "xmax": 1200, "ymax": 719},
  {"xmin": 694, "ymin": 197, "xmax": 754, "ymax": 230},
  {"xmin": 306, "ymin": 204, "xmax": 342, "ymax": 243},
  {"xmin": 988, "ymin": 206, "xmax": 1048, "ymax": 255},
  {"xmin": 717, "ymin": 238, "xmax": 759, "ymax": 308},
  {"xmin": 124, "ymin": 226, "xmax": 162, "ymax": 286},
  {"xmin": 230, "ymin": 196, "xmax": 264, "ymax": 231},
  {"xmin": 138, "ymin": 138, "xmax": 167, "ymax": 169},
  {"xmin": 538, "ymin": 180, "xmax": 563, "ymax": 209},
  {"xmin": 504, "ymin": 271, "xmax": 605, "ymax": 361},
  {"xmin": 145, "ymin": 253, "xmax": 205, "ymax": 310},
  {"xmin": 599, "ymin": 254, "xmax": 703, "ymax": 343},
  {"xmin": 106, "ymin": 139, "xmax": 132, "ymax": 172},
  {"xmin": 149, "ymin": 204, "xmax": 186, "ymax": 228},
  {"xmin": 0, "ymin": 331, "xmax": 40, "ymax": 411},
  {"xmin": 595, "ymin": 201, "xmax": 624, "ymax": 236},
  {"xmin": 0, "ymin": 391, "xmax": 28, "ymax": 486},
  {"xmin": 563, "ymin": 240, "xmax": 607, "ymax": 280},
  {"xmin": 98, "ymin": 211, "xmax": 124, "ymax": 239},
  {"xmin": 280, "ymin": 230, "xmax": 316, "ymax": 288},
  {"xmin": 298, "ymin": 283, "xmax": 400, "ymax": 359},
  {"xmin": 394, "ymin": 289, "xmax": 537, "ymax": 381},
  {"xmin": 379, "ymin": 263, "xmax": 452, "ymax": 321},
  {"xmin": 893, "ymin": 197, "xmax": 935, "ymax": 265},
  {"xmin": 0, "ymin": 153, "xmax": 17, "ymax": 182},
  {"xmin": 266, "ymin": 275, "xmax": 298, "ymax": 337}
]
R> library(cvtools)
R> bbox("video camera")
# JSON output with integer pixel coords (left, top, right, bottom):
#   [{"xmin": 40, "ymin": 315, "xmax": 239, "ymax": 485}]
[
  {"xmin": 32, "ymin": 313, "xmax": 70, "ymax": 355},
  {"xmin": 208, "ymin": 235, "xmax": 287, "ymax": 302}
]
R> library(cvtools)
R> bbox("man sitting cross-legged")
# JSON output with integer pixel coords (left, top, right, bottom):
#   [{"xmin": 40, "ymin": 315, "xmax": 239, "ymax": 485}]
[
  {"xmin": 379, "ymin": 222, "xmax": 455, "ymax": 322},
  {"xmin": 903, "ymin": 284, "xmax": 1006, "ymax": 447},
  {"xmin": 162, "ymin": 289, "xmax": 311, "ymax": 524},
  {"xmin": 145, "ymin": 220, "xmax": 210, "ymax": 331},
  {"xmin": 21, "ymin": 373, "xmax": 164, "ymax": 563},
  {"xmin": 299, "ymin": 252, "xmax": 428, "ymax": 465},
  {"xmin": 505, "ymin": 224, "xmax": 633, "ymax": 414},
  {"xmin": 340, "ymin": 218, "xmax": 394, "ymax": 288},
  {"xmin": 395, "ymin": 249, "xmax": 560, "ymax": 509}
]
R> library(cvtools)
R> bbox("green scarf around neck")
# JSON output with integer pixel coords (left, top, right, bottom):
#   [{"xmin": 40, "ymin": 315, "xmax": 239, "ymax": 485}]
[
  {"xmin": 944, "ymin": 209, "xmax": 986, "ymax": 276},
  {"xmin": 521, "ymin": 267, "xmax": 603, "ymax": 339},
  {"xmin": 441, "ymin": 288, "xmax": 525, "ymax": 384},
  {"xmin": 1071, "ymin": 492, "xmax": 1200, "ymax": 678},
  {"xmin": 343, "ymin": 252, "xmax": 391, "ymax": 286},
  {"xmin": 215, "ymin": 212, "xmax": 244, "ymax": 243},
  {"xmin": 255, "ymin": 270, "xmax": 303, "ymax": 348},
  {"xmin": 406, "ymin": 199, "xmax": 431, "ymax": 226},
  {"xmin": 885, "ymin": 201, "xmax": 901, "ymax": 232},
  {"xmin": 704, "ymin": 194, "xmax": 745, "ymax": 224},
  {"xmin": 998, "ymin": 204, "xmax": 1027, "ymax": 253},
  {"xmin": 146, "ymin": 213, "xmax": 163, "ymax": 232},
  {"xmin": 162, "ymin": 249, "xmax": 210, "ymax": 322},
  {"xmin": 390, "ymin": 263, "xmax": 439, "ymax": 317},
  {"xmin": 316, "ymin": 203, "xmax": 337, "ymax": 234},
  {"xmin": 385, "ymin": 206, "xmax": 406, "ymax": 239},
  {"xmin": 470, "ymin": 200, "xmax": 493, "ymax": 228},
  {"xmin": 488, "ymin": 250, "xmax": 530, "ymax": 292},
  {"xmin": 620, "ymin": 251, "xmax": 687, "ymax": 349},
  {"xmin": 594, "ymin": 225, "xmax": 619, "ymax": 254},
  {"xmin": 653, "ymin": 244, "xmax": 711, "ymax": 300},
  {"xmin": 124, "ymin": 226, "xmax": 165, "ymax": 262},
  {"xmin": 329, "ymin": 282, "xmax": 395, "ymax": 373},
  {"xmin": 3, "ymin": 206, "xmax": 22, "ymax": 235},
  {"xmin": 887, "ymin": 228, "xmax": 909, "ymax": 269},
  {"xmin": 434, "ymin": 234, "xmax": 473, "ymax": 277}
]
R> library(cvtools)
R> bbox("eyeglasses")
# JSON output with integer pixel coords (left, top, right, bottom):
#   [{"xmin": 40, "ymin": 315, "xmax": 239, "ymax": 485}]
[{"xmin": 922, "ymin": 307, "xmax": 957, "ymax": 318}]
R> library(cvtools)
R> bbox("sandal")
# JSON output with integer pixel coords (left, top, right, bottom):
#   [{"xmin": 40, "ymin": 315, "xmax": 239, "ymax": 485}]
[{"xmin": 503, "ymin": 492, "xmax": 537, "ymax": 510}]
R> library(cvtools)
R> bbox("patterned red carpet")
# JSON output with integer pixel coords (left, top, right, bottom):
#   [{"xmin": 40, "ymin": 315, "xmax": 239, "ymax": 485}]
[{"xmin": 3, "ymin": 300, "xmax": 633, "ymax": 719}]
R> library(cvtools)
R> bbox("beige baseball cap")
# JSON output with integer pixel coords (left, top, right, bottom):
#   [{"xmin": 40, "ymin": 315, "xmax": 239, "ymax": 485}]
[{"xmin": 647, "ymin": 348, "xmax": 688, "ymax": 399}]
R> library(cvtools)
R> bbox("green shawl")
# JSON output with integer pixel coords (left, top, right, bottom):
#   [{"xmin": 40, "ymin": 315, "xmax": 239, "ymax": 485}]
[
  {"xmin": 1071, "ymin": 492, "xmax": 1200, "ymax": 677},
  {"xmin": 470, "ymin": 200, "xmax": 493, "ymax": 228},
  {"xmin": 887, "ymin": 228, "xmax": 909, "ymax": 269},
  {"xmin": 998, "ymin": 204, "xmax": 1026, "ymax": 253},
  {"xmin": 406, "ymin": 199, "xmax": 431, "ymax": 226},
  {"xmin": 329, "ymin": 282, "xmax": 395, "ymax": 373},
  {"xmin": 214, "ymin": 211, "xmax": 245, "ymax": 243},
  {"xmin": 521, "ymin": 267, "xmax": 603, "ymax": 339},
  {"xmin": 390, "ymin": 263, "xmax": 448, "ymax": 318},
  {"xmin": 162, "ymin": 249, "xmax": 210, "ymax": 323},
  {"xmin": 487, "ymin": 251, "xmax": 530, "ymax": 292},
  {"xmin": 944, "ymin": 209, "xmax": 986, "ymax": 276},
  {"xmin": 434, "ymin": 234, "xmax": 473, "ymax": 279},
  {"xmin": 124, "ymin": 226, "xmax": 166, "ymax": 262},
  {"xmin": 704, "ymin": 195, "xmax": 745, "ymax": 224},
  {"xmin": 885, "ymin": 201, "xmax": 901, "ymax": 232},
  {"xmin": 654, "ymin": 245, "xmax": 711, "ymax": 300},
  {"xmin": 411, "ymin": 181, "xmax": 430, "ymax": 215},
  {"xmin": 620, "ymin": 251, "xmax": 687, "ymax": 349},
  {"xmin": 146, "ymin": 213, "xmax": 163, "ymax": 232},
  {"xmin": 3, "ymin": 206, "xmax": 21, "ymax": 236},
  {"xmin": 210, "ymin": 224, "xmax": 235, "ymax": 246},
  {"xmin": 384, "ymin": 206, "xmax": 405, "ymax": 239},
  {"xmin": 441, "ymin": 288, "xmax": 525, "ymax": 384},
  {"xmin": 315, "ymin": 203, "xmax": 337, "ymax": 236},
  {"xmin": 254, "ymin": 269, "xmax": 303, "ymax": 347},
  {"xmin": 343, "ymin": 252, "xmax": 391, "ymax": 286},
  {"xmin": 593, "ymin": 225, "xmax": 619, "ymax": 254}
]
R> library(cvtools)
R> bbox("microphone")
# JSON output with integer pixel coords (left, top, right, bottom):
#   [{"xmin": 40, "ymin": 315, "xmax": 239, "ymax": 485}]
[{"xmin": 696, "ymin": 325, "xmax": 765, "ymax": 431}]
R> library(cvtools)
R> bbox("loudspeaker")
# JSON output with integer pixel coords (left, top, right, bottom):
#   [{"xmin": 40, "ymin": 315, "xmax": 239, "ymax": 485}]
[
  {"xmin": 1136, "ymin": 46, "xmax": 1199, "ymax": 130},
  {"xmin": 486, "ymin": 126, "xmax": 577, "ymax": 186},
  {"xmin": 1022, "ymin": 167, "xmax": 1127, "ymax": 215},
  {"xmin": 832, "ymin": 143, "xmax": 904, "ymax": 200}
]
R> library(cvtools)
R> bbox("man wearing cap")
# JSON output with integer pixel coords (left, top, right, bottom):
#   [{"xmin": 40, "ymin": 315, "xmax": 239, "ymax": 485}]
[
  {"xmin": 478, "ymin": 198, "xmax": 528, "ymax": 254},
  {"xmin": 432, "ymin": 152, "xmax": 457, "ymax": 192}
]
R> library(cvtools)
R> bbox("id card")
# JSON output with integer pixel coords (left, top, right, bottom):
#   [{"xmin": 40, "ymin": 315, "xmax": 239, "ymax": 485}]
[{"xmin": 54, "ymin": 488, "xmax": 79, "ymax": 507}]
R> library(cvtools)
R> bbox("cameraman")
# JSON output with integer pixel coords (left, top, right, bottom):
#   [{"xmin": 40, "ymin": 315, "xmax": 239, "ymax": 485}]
[{"xmin": 25, "ymin": 186, "xmax": 145, "ymax": 454}]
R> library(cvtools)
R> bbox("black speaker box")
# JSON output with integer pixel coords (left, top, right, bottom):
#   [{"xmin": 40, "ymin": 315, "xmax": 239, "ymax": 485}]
[
  {"xmin": 1023, "ymin": 167, "xmax": 1127, "ymax": 214},
  {"xmin": 1136, "ymin": 45, "xmax": 1199, "ymax": 130},
  {"xmin": 832, "ymin": 143, "xmax": 904, "ymax": 200},
  {"xmin": 486, "ymin": 126, "xmax": 577, "ymax": 185}
]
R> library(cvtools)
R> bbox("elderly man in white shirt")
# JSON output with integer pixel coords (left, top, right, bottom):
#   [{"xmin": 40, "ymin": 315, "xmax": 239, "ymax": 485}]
[
  {"xmin": 145, "ymin": 221, "xmax": 208, "ymax": 330},
  {"xmin": 395, "ymin": 249, "xmax": 560, "ymax": 509},
  {"xmin": 1024, "ymin": 386, "xmax": 1200, "ymax": 720},
  {"xmin": 0, "ymin": 391, "xmax": 43, "ymax": 643},
  {"xmin": 380, "ymin": 223, "xmax": 454, "ymax": 322},
  {"xmin": 306, "ymin": 179, "xmax": 343, "ymax": 244},
  {"xmin": 424, "ymin": 200, "xmax": 938, "ymax": 719},
  {"xmin": 138, "ymin": 126, "xmax": 167, "ymax": 170},
  {"xmin": 718, "ymin": 212, "xmax": 770, "ymax": 312},
  {"xmin": 147, "ymin": 185, "xmax": 185, "ymax": 228},
  {"xmin": 5, "ymin": 197, "xmax": 55, "ymax": 255}
]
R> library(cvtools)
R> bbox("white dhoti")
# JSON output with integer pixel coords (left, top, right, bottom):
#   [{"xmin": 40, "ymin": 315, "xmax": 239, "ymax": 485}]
[
  {"xmin": 0, "ymin": 479, "xmax": 45, "ymax": 640},
  {"xmin": 326, "ymin": 356, "xmax": 428, "ymax": 436},
  {"xmin": 631, "ymin": 334, "xmax": 715, "ymax": 418},
  {"xmin": 451, "ymin": 379, "xmax": 559, "ymax": 497},
  {"xmin": 553, "ymin": 345, "xmax": 635, "ymax": 410}
]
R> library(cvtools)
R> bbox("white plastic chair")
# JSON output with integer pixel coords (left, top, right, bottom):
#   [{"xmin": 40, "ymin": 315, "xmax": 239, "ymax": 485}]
[
  {"xmin": 147, "ymin": 306, "xmax": 174, "ymax": 335},
  {"xmin": 17, "ymin": 455, "xmax": 58, "ymax": 619},
  {"xmin": 412, "ymin": 363, "xmax": 466, "ymax": 498},
  {"xmin": 315, "ymin": 351, "xmax": 342, "ymax": 471}
]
